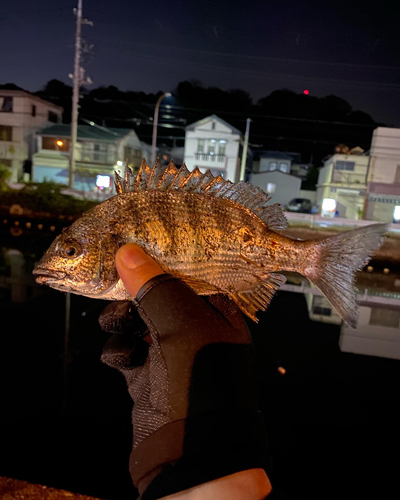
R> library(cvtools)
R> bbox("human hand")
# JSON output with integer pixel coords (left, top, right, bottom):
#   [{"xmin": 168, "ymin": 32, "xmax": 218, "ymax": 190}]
[{"xmin": 99, "ymin": 244, "xmax": 271, "ymax": 500}]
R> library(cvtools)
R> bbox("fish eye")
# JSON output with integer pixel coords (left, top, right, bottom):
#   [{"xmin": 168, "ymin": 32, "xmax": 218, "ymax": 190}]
[{"xmin": 62, "ymin": 241, "xmax": 82, "ymax": 259}]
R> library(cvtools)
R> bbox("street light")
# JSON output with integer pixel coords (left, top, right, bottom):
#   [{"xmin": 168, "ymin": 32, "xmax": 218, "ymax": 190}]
[{"xmin": 151, "ymin": 92, "xmax": 172, "ymax": 166}]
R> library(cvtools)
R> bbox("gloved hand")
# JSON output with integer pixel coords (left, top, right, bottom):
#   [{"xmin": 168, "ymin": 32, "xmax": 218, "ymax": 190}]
[{"xmin": 99, "ymin": 244, "xmax": 271, "ymax": 500}]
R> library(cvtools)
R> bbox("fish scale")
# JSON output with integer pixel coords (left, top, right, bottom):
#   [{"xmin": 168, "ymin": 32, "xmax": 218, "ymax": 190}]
[{"xmin": 33, "ymin": 160, "xmax": 389, "ymax": 325}]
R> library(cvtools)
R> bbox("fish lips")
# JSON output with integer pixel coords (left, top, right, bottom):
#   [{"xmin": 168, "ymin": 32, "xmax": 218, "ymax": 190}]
[{"xmin": 33, "ymin": 266, "xmax": 67, "ymax": 284}]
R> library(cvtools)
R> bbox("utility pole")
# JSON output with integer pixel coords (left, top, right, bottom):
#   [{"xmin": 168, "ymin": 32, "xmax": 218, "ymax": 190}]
[
  {"xmin": 69, "ymin": 0, "xmax": 92, "ymax": 188},
  {"xmin": 239, "ymin": 118, "xmax": 251, "ymax": 181}
]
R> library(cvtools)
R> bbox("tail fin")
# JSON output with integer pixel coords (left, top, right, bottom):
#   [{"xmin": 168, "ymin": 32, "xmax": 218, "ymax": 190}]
[{"xmin": 307, "ymin": 223, "xmax": 389, "ymax": 328}]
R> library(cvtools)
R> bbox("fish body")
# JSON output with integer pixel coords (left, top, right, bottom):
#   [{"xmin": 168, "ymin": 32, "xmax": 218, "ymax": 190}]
[{"xmin": 33, "ymin": 160, "xmax": 388, "ymax": 326}]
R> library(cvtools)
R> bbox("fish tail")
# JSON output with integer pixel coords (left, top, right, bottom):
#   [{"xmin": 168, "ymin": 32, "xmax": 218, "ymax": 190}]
[{"xmin": 305, "ymin": 223, "xmax": 389, "ymax": 328}]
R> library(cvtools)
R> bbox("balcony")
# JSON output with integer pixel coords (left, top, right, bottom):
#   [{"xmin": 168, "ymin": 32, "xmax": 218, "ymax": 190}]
[
  {"xmin": 195, "ymin": 153, "xmax": 225, "ymax": 163},
  {"xmin": 80, "ymin": 147, "xmax": 117, "ymax": 164},
  {"xmin": 331, "ymin": 170, "xmax": 367, "ymax": 185}
]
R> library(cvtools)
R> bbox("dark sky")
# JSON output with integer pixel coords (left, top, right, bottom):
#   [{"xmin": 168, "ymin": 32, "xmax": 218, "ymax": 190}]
[{"xmin": 1, "ymin": 0, "xmax": 400, "ymax": 125}]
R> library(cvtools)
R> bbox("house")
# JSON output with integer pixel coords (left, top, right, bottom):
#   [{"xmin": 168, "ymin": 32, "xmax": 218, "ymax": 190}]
[
  {"xmin": 364, "ymin": 127, "xmax": 400, "ymax": 223},
  {"xmin": 316, "ymin": 147, "xmax": 368, "ymax": 219},
  {"xmin": 249, "ymin": 170, "xmax": 301, "ymax": 207},
  {"xmin": 32, "ymin": 124, "xmax": 152, "ymax": 193},
  {"xmin": 0, "ymin": 88, "xmax": 63, "ymax": 182},
  {"xmin": 252, "ymin": 151, "xmax": 292, "ymax": 175},
  {"xmin": 183, "ymin": 114, "xmax": 243, "ymax": 182}
]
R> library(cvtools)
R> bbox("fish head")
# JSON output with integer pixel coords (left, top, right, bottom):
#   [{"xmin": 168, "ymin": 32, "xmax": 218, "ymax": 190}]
[{"xmin": 33, "ymin": 215, "xmax": 120, "ymax": 297}]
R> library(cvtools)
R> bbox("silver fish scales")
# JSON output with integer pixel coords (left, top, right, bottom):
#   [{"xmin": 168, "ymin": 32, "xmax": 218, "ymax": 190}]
[{"xmin": 33, "ymin": 159, "xmax": 389, "ymax": 326}]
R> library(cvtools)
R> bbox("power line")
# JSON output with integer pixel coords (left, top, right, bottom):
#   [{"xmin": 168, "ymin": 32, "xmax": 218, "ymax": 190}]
[
  {"xmin": 87, "ymin": 97, "xmax": 378, "ymax": 128},
  {"xmin": 102, "ymin": 48, "xmax": 400, "ymax": 93},
  {"xmin": 101, "ymin": 38, "xmax": 400, "ymax": 72}
]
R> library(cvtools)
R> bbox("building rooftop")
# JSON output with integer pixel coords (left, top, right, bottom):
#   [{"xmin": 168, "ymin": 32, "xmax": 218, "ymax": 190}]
[
  {"xmin": 0, "ymin": 87, "xmax": 63, "ymax": 110},
  {"xmin": 186, "ymin": 114, "xmax": 242, "ymax": 136},
  {"xmin": 38, "ymin": 124, "xmax": 135, "ymax": 141}
]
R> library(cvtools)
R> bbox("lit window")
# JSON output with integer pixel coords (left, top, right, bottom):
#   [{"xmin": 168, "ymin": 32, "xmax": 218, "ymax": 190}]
[
  {"xmin": 279, "ymin": 162, "xmax": 289, "ymax": 173},
  {"xmin": 269, "ymin": 162, "xmax": 277, "ymax": 171},
  {"xmin": 393, "ymin": 206, "xmax": 400, "ymax": 222},
  {"xmin": 266, "ymin": 183, "xmax": 276, "ymax": 194}
]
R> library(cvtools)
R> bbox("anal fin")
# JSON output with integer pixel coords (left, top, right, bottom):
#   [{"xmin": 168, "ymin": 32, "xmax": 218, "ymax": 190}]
[{"xmin": 229, "ymin": 274, "xmax": 286, "ymax": 322}]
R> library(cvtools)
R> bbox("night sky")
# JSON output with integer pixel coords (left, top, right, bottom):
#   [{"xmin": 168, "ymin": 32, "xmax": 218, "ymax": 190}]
[{"xmin": 1, "ymin": 0, "xmax": 400, "ymax": 125}]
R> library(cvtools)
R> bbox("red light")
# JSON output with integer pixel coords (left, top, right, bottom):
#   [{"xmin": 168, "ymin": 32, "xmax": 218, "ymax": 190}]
[{"xmin": 303, "ymin": 89, "xmax": 309, "ymax": 95}]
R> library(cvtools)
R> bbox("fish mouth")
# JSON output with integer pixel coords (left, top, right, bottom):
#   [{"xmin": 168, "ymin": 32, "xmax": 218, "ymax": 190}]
[{"xmin": 33, "ymin": 267, "xmax": 67, "ymax": 284}]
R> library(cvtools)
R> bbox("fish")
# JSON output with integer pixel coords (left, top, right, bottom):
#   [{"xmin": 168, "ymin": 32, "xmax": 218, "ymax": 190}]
[{"xmin": 33, "ymin": 159, "xmax": 389, "ymax": 326}]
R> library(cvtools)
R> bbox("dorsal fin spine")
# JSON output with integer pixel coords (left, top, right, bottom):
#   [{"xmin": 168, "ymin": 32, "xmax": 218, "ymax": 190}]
[{"xmin": 115, "ymin": 160, "xmax": 288, "ymax": 231}]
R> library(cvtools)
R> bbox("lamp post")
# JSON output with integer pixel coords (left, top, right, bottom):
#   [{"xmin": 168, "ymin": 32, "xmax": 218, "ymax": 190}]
[{"xmin": 151, "ymin": 92, "xmax": 171, "ymax": 166}]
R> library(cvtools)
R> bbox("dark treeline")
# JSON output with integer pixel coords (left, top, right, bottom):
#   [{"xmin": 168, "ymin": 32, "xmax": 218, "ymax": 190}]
[{"xmin": 2, "ymin": 79, "xmax": 383, "ymax": 172}]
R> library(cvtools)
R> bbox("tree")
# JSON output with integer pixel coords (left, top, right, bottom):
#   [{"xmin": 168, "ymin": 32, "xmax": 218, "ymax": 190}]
[
  {"xmin": 301, "ymin": 165, "xmax": 319, "ymax": 191},
  {"xmin": 0, "ymin": 163, "xmax": 11, "ymax": 191}
]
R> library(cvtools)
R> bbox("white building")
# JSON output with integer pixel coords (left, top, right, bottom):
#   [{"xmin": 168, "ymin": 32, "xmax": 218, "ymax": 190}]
[
  {"xmin": 365, "ymin": 127, "xmax": 400, "ymax": 222},
  {"xmin": 0, "ymin": 89, "xmax": 63, "ymax": 182},
  {"xmin": 32, "ymin": 124, "xmax": 151, "ymax": 193},
  {"xmin": 316, "ymin": 150, "xmax": 369, "ymax": 219},
  {"xmin": 183, "ymin": 114, "xmax": 242, "ymax": 182},
  {"xmin": 249, "ymin": 170, "xmax": 301, "ymax": 207},
  {"xmin": 340, "ymin": 304, "xmax": 400, "ymax": 360},
  {"xmin": 253, "ymin": 151, "xmax": 292, "ymax": 174}
]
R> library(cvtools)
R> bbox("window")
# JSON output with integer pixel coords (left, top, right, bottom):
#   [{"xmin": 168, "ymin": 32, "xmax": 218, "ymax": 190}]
[
  {"xmin": 218, "ymin": 140, "xmax": 226, "ymax": 155},
  {"xmin": 279, "ymin": 162, "xmax": 289, "ymax": 173},
  {"xmin": 198, "ymin": 139, "xmax": 205, "ymax": 152},
  {"xmin": 369, "ymin": 308, "xmax": 400, "ymax": 328},
  {"xmin": 312, "ymin": 296, "xmax": 332, "ymax": 317},
  {"xmin": 335, "ymin": 161, "xmax": 355, "ymax": 171},
  {"xmin": 268, "ymin": 162, "xmax": 277, "ymax": 171},
  {"xmin": 134, "ymin": 149, "xmax": 141, "ymax": 158},
  {"xmin": 208, "ymin": 139, "xmax": 216, "ymax": 154},
  {"xmin": 0, "ymin": 96, "xmax": 13, "ymax": 112},
  {"xmin": 48, "ymin": 111, "xmax": 59, "ymax": 123},
  {"xmin": 266, "ymin": 183, "xmax": 276, "ymax": 194},
  {"xmin": 0, "ymin": 125, "xmax": 12, "ymax": 141},
  {"xmin": 31, "ymin": 105, "xmax": 36, "ymax": 117},
  {"xmin": 42, "ymin": 137, "xmax": 68, "ymax": 151},
  {"xmin": 124, "ymin": 146, "xmax": 133, "ymax": 164},
  {"xmin": 95, "ymin": 143, "xmax": 108, "ymax": 161},
  {"xmin": 212, "ymin": 122, "xmax": 216, "ymax": 130}
]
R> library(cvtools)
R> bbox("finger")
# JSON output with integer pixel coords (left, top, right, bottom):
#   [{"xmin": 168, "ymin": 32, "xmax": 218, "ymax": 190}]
[{"xmin": 116, "ymin": 244, "xmax": 165, "ymax": 298}]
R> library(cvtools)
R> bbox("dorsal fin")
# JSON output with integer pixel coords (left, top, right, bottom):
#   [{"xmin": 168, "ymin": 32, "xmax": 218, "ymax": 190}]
[
  {"xmin": 115, "ymin": 159, "xmax": 288, "ymax": 231},
  {"xmin": 132, "ymin": 159, "xmax": 152, "ymax": 192}
]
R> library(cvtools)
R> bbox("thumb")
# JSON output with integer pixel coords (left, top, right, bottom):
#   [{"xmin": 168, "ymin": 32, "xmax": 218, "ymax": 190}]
[{"xmin": 116, "ymin": 244, "xmax": 165, "ymax": 298}]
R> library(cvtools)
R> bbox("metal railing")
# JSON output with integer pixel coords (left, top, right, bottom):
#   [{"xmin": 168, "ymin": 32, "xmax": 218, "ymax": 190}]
[
  {"xmin": 285, "ymin": 212, "xmax": 400, "ymax": 234},
  {"xmin": 80, "ymin": 147, "xmax": 117, "ymax": 164},
  {"xmin": 195, "ymin": 153, "xmax": 225, "ymax": 162}
]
